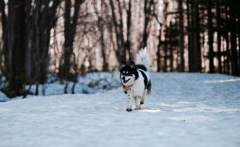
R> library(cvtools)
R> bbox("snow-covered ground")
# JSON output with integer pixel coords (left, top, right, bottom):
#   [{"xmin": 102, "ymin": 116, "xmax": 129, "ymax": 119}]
[{"xmin": 1, "ymin": 72, "xmax": 240, "ymax": 147}]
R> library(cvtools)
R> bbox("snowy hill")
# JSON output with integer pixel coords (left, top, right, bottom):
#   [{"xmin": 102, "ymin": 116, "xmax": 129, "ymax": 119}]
[{"xmin": 1, "ymin": 73, "xmax": 240, "ymax": 147}]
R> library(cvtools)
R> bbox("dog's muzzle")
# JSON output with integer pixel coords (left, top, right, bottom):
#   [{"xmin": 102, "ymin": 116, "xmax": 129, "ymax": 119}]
[{"xmin": 122, "ymin": 77, "xmax": 130, "ymax": 84}]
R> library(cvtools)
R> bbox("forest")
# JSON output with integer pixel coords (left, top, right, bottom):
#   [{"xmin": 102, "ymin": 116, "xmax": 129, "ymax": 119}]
[{"xmin": 0, "ymin": 0, "xmax": 240, "ymax": 98}]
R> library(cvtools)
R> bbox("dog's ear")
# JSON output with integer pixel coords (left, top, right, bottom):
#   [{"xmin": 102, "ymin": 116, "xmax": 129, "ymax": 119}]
[
  {"xmin": 120, "ymin": 61, "xmax": 127, "ymax": 69},
  {"xmin": 130, "ymin": 61, "xmax": 136, "ymax": 69}
]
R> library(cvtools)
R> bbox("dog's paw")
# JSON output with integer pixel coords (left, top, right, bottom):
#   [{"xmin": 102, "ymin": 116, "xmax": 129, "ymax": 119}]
[
  {"xmin": 126, "ymin": 108, "xmax": 132, "ymax": 112},
  {"xmin": 135, "ymin": 107, "xmax": 141, "ymax": 110}
]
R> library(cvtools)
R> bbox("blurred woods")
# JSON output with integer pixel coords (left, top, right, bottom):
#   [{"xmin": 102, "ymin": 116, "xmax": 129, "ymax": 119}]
[{"xmin": 0, "ymin": 0, "xmax": 240, "ymax": 97}]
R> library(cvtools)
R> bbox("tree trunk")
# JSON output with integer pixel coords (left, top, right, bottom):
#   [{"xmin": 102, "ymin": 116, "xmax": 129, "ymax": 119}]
[
  {"xmin": 126, "ymin": 0, "xmax": 132, "ymax": 61},
  {"xmin": 0, "ymin": 0, "xmax": 7, "ymax": 74},
  {"xmin": 216, "ymin": 0, "xmax": 222, "ymax": 73},
  {"xmin": 187, "ymin": 0, "xmax": 192, "ymax": 72},
  {"xmin": 95, "ymin": 0, "xmax": 109, "ymax": 71},
  {"xmin": 229, "ymin": 1, "xmax": 239, "ymax": 75},
  {"xmin": 188, "ymin": 0, "xmax": 201, "ymax": 72},
  {"xmin": 157, "ymin": 27, "xmax": 162, "ymax": 72},
  {"xmin": 109, "ymin": 0, "xmax": 126, "ymax": 63},
  {"xmin": 4, "ymin": 0, "xmax": 26, "ymax": 97},
  {"xmin": 207, "ymin": 0, "xmax": 214, "ymax": 73},
  {"xmin": 178, "ymin": 0, "xmax": 184, "ymax": 72},
  {"xmin": 60, "ymin": 0, "xmax": 83, "ymax": 81},
  {"xmin": 141, "ymin": 0, "xmax": 154, "ymax": 49}
]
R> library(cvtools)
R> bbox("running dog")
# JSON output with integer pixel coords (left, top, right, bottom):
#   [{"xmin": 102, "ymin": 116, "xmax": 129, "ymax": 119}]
[{"xmin": 120, "ymin": 48, "xmax": 151, "ymax": 111}]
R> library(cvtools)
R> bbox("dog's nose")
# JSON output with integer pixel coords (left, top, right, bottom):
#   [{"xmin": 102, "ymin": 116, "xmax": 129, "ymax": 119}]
[{"xmin": 122, "ymin": 77, "xmax": 125, "ymax": 81}]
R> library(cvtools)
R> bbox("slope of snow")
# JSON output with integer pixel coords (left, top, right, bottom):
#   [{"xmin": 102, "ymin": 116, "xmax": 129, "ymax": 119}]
[
  {"xmin": 25, "ymin": 72, "xmax": 121, "ymax": 95},
  {"xmin": 1, "ymin": 73, "xmax": 240, "ymax": 147},
  {"xmin": 0, "ymin": 92, "xmax": 9, "ymax": 102}
]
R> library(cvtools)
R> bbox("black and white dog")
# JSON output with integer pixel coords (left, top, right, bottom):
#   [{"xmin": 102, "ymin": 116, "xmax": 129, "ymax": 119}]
[{"xmin": 120, "ymin": 48, "xmax": 151, "ymax": 112}]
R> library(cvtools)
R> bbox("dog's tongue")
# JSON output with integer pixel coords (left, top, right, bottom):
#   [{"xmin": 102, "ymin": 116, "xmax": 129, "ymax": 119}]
[{"xmin": 123, "ymin": 79, "xmax": 130, "ymax": 83}]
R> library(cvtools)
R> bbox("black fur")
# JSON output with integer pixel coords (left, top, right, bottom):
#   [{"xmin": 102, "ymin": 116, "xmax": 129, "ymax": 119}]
[
  {"xmin": 139, "ymin": 68, "xmax": 151, "ymax": 94},
  {"xmin": 136, "ymin": 65, "xmax": 147, "ymax": 71},
  {"xmin": 139, "ymin": 70, "xmax": 148, "ymax": 88},
  {"xmin": 120, "ymin": 62, "xmax": 139, "ymax": 80},
  {"xmin": 126, "ymin": 108, "xmax": 132, "ymax": 112},
  {"xmin": 146, "ymin": 80, "xmax": 151, "ymax": 94},
  {"xmin": 120, "ymin": 61, "xmax": 151, "ymax": 94}
]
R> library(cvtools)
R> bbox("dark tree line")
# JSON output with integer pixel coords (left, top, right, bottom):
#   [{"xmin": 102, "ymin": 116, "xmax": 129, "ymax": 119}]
[
  {"xmin": 158, "ymin": 0, "xmax": 240, "ymax": 75},
  {"xmin": 0, "ymin": 0, "xmax": 74, "ymax": 97},
  {"xmin": 0, "ymin": 0, "xmax": 239, "ymax": 98}
]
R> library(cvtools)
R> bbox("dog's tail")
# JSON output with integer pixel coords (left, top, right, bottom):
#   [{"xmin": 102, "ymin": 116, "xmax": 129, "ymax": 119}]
[{"xmin": 135, "ymin": 47, "xmax": 152, "ymax": 70}]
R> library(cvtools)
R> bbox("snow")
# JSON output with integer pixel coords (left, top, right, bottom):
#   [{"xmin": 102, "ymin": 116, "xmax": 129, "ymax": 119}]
[
  {"xmin": 1, "ymin": 72, "xmax": 240, "ymax": 147},
  {"xmin": 25, "ymin": 72, "xmax": 121, "ymax": 95},
  {"xmin": 0, "ymin": 92, "xmax": 9, "ymax": 102}
]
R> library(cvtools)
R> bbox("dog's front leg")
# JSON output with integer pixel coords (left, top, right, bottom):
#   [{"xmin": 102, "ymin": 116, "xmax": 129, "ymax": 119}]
[
  {"xmin": 126, "ymin": 92, "xmax": 133, "ymax": 112},
  {"xmin": 135, "ymin": 96, "xmax": 141, "ymax": 110}
]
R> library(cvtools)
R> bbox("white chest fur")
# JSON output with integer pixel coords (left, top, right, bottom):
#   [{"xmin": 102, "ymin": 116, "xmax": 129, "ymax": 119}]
[{"xmin": 127, "ymin": 73, "xmax": 145, "ymax": 97}]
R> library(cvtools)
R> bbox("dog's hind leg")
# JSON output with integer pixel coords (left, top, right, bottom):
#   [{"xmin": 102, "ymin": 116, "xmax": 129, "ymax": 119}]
[
  {"xmin": 140, "ymin": 89, "xmax": 148, "ymax": 105},
  {"xmin": 140, "ymin": 99, "xmax": 144, "ymax": 105},
  {"xmin": 140, "ymin": 93, "xmax": 145, "ymax": 105}
]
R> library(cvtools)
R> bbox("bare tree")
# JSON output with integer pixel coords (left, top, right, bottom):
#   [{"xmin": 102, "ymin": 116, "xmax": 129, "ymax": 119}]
[
  {"xmin": 178, "ymin": 0, "xmax": 184, "ymax": 72},
  {"xmin": 229, "ymin": 1, "xmax": 239, "ymax": 75},
  {"xmin": 0, "ymin": 0, "xmax": 7, "ymax": 75},
  {"xmin": 207, "ymin": 0, "xmax": 214, "ymax": 73},
  {"xmin": 141, "ymin": 0, "xmax": 154, "ymax": 49},
  {"xmin": 187, "ymin": 0, "xmax": 201, "ymax": 72},
  {"xmin": 59, "ymin": 0, "xmax": 84, "ymax": 81},
  {"xmin": 109, "ymin": 0, "xmax": 126, "ymax": 63},
  {"xmin": 3, "ymin": 0, "xmax": 26, "ymax": 97}
]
